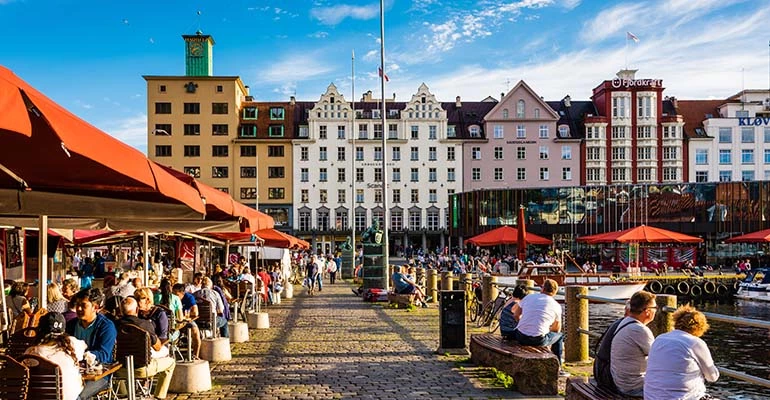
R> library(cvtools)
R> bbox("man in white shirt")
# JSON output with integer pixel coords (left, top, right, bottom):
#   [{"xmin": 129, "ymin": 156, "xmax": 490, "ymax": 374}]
[
  {"xmin": 610, "ymin": 290, "xmax": 656, "ymax": 397},
  {"xmin": 512, "ymin": 278, "xmax": 567, "ymax": 376}
]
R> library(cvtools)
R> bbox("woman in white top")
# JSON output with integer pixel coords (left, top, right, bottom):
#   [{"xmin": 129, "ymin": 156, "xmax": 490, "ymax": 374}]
[
  {"xmin": 25, "ymin": 312, "xmax": 88, "ymax": 400},
  {"xmin": 644, "ymin": 305, "xmax": 719, "ymax": 400}
]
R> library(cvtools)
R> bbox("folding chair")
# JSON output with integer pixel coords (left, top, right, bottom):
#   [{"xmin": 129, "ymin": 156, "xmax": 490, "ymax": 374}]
[{"xmin": 0, "ymin": 354, "xmax": 29, "ymax": 400}]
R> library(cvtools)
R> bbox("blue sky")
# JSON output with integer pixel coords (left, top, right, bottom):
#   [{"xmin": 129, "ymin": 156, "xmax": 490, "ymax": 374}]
[{"xmin": 3, "ymin": 0, "xmax": 770, "ymax": 153}]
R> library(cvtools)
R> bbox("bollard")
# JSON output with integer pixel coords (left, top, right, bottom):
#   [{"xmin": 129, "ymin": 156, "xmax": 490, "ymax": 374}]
[
  {"xmin": 651, "ymin": 294, "xmax": 677, "ymax": 337},
  {"xmin": 461, "ymin": 273, "xmax": 473, "ymax": 292},
  {"xmin": 482, "ymin": 275, "xmax": 498, "ymax": 310},
  {"xmin": 518, "ymin": 279, "xmax": 536, "ymax": 293},
  {"xmin": 565, "ymin": 286, "xmax": 589, "ymax": 363},
  {"xmin": 441, "ymin": 272, "xmax": 455, "ymax": 291},
  {"xmin": 427, "ymin": 269, "xmax": 438, "ymax": 303},
  {"xmin": 418, "ymin": 267, "xmax": 426, "ymax": 287}
]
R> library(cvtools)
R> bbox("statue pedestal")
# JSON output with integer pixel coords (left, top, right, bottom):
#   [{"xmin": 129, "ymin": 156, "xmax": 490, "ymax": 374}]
[
  {"xmin": 362, "ymin": 244, "xmax": 387, "ymax": 290},
  {"xmin": 341, "ymin": 254, "xmax": 354, "ymax": 279}
]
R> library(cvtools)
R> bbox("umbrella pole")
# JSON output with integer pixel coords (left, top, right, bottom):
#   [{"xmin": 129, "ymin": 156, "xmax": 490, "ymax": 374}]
[
  {"xmin": 0, "ymin": 258, "xmax": 8, "ymax": 332},
  {"xmin": 38, "ymin": 215, "xmax": 48, "ymax": 308},
  {"xmin": 143, "ymin": 232, "xmax": 150, "ymax": 285}
]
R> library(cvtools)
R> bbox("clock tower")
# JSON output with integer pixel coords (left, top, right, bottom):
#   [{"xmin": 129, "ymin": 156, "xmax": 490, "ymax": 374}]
[{"xmin": 183, "ymin": 31, "xmax": 214, "ymax": 77}]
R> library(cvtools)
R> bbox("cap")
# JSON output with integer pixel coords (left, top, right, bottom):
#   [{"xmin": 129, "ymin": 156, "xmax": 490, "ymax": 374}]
[{"xmin": 40, "ymin": 312, "xmax": 66, "ymax": 335}]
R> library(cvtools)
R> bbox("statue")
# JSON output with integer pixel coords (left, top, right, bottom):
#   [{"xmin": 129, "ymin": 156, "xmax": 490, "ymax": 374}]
[
  {"xmin": 340, "ymin": 237, "xmax": 353, "ymax": 251},
  {"xmin": 360, "ymin": 217, "xmax": 383, "ymax": 245}
]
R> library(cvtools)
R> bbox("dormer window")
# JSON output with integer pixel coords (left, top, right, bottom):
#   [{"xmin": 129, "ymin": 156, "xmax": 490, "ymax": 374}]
[
  {"xmin": 469, "ymin": 126, "xmax": 481, "ymax": 137},
  {"xmin": 558, "ymin": 125, "xmax": 569, "ymax": 137}
]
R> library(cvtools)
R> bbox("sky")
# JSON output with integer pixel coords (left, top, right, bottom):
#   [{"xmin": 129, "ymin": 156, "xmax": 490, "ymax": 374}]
[{"xmin": 3, "ymin": 0, "xmax": 770, "ymax": 153}]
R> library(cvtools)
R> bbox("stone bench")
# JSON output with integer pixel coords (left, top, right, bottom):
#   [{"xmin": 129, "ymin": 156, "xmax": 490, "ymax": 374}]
[
  {"xmin": 387, "ymin": 292, "xmax": 415, "ymax": 308},
  {"xmin": 469, "ymin": 333, "xmax": 559, "ymax": 395},
  {"xmin": 566, "ymin": 377, "xmax": 638, "ymax": 400}
]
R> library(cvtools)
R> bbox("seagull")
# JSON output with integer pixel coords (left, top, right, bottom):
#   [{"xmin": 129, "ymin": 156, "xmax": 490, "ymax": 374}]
[{"xmin": 152, "ymin": 129, "xmax": 170, "ymax": 136}]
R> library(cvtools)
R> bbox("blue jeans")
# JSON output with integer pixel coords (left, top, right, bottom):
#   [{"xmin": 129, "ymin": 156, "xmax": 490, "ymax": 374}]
[
  {"xmin": 315, "ymin": 274, "xmax": 323, "ymax": 291},
  {"xmin": 78, "ymin": 376, "xmax": 110, "ymax": 399},
  {"xmin": 217, "ymin": 315, "xmax": 229, "ymax": 338},
  {"xmin": 513, "ymin": 330, "xmax": 564, "ymax": 362}
]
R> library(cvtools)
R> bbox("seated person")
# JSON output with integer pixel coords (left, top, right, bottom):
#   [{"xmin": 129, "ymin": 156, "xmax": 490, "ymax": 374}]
[
  {"xmin": 65, "ymin": 288, "xmax": 117, "ymax": 399},
  {"xmin": 498, "ymin": 285, "xmax": 528, "ymax": 340},
  {"xmin": 194, "ymin": 277, "xmax": 229, "ymax": 338},
  {"xmin": 610, "ymin": 290, "xmax": 656, "ymax": 397},
  {"xmin": 391, "ymin": 266, "xmax": 430, "ymax": 307},
  {"xmin": 25, "ymin": 312, "xmax": 88, "ymax": 400},
  {"xmin": 135, "ymin": 287, "xmax": 170, "ymax": 342},
  {"xmin": 172, "ymin": 283, "xmax": 201, "ymax": 359},
  {"xmin": 6, "ymin": 281, "xmax": 33, "ymax": 318},
  {"xmin": 119, "ymin": 297, "xmax": 176, "ymax": 399}
]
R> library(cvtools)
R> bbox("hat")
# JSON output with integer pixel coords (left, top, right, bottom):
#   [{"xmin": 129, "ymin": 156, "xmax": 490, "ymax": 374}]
[{"xmin": 40, "ymin": 312, "xmax": 66, "ymax": 335}]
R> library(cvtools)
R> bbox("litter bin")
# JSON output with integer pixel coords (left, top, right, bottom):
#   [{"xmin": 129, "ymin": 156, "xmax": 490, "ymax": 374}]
[{"xmin": 437, "ymin": 290, "xmax": 469, "ymax": 355}]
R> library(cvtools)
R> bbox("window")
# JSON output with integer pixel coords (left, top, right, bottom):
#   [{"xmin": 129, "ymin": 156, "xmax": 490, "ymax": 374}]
[
  {"xmin": 764, "ymin": 127, "xmax": 770, "ymax": 143},
  {"xmin": 411, "ymin": 189, "xmax": 419, "ymax": 203},
  {"xmin": 335, "ymin": 147, "xmax": 346, "ymax": 161},
  {"xmin": 300, "ymin": 147, "xmax": 309, "ymax": 161},
  {"xmin": 212, "ymin": 124, "xmax": 228, "ymax": 136},
  {"xmin": 429, "ymin": 147, "xmax": 437, "ymax": 161},
  {"xmin": 695, "ymin": 149, "xmax": 708, "ymax": 165},
  {"xmin": 356, "ymin": 147, "xmax": 364, "ymax": 161},
  {"xmin": 637, "ymin": 96, "xmax": 652, "ymax": 118},
  {"xmin": 243, "ymin": 107, "xmax": 257, "ymax": 119},
  {"xmin": 558, "ymin": 126, "xmax": 569, "ymax": 137},
  {"xmin": 216, "ymin": 85, "xmax": 223, "ymax": 93},
  {"xmin": 155, "ymin": 102, "xmax": 171, "ymax": 114},
  {"xmin": 240, "ymin": 125, "xmax": 256, "ymax": 137},
  {"xmin": 695, "ymin": 171, "xmax": 708, "ymax": 182},
  {"xmin": 534, "ymin": 108, "xmax": 540, "ymax": 118},
  {"xmin": 300, "ymin": 168, "xmax": 309, "ymax": 182},
  {"xmin": 374, "ymin": 189, "xmax": 383, "ymax": 203},
  {"xmin": 335, "ymin": 208, "xmax": 348, "ymax": 229},
  {"xmin": 502, "ymin": 109, "xmax": 509, "ymax": 119},
  {"xmin": 539, "ymin": 167, "xmax": 549, "ymax": 180},
  {"xmin": 638, "ymin": 147, "xmax": 653, "ymax": 160},
  {"xmin": 374, "ymin": 124, "xmax": 383, "ymax": 139},
  {"xmin": 719, "ymin": 149, "xmax": 731, "ymax": 164},
  {"xmin": 319, "ymin": 189, "xmax": 327, "ymax": 203},
  {"xmin": 411, "ymin": 168, "xmax": 419, "ymax": 182},
  {"xmin": 374, "ymin": 147, "xmax": 383, "ymax": 161},
  {"xmin": 183, "ymin": 124, "xmax": 200, "ymax": 136},
  {"xmin": 388, "ymin": 124, "xmax": 398, "ymax": 139},
  {"xmin": 318, "ymin": 125, "xmax": 328, "ymax": 140},
  {"xmin": 241, "ymin": 167, "xmax": 257, "ymax": 178},
  {"xmin": 356, "ymin": 189, "xmax": 364, "ymax": 203},
  {"xmin": 183, "ymin": 145, "xmax": 199, "ymax": 157},
  {"xmin": 268, "ymin": 166, "xmax": 285, "ymax": 178},
  {"xmin": 662, "ymin": 167, "xmax": 678, "ymax": 181},
  {"xmin": 358, "ymin": 124, "xmax": 368, "ymax": 139},
  {"xmin": 586, "ymin": 168, "xmax": 600, "ymax": 182},
  {"xmin": 637, "ymin": 126, "xmax": 652, "ymax": 139},
  {"xmin": 270, "ymin": 107, "xmax": 285, "ymax": 120},
  {"xmin": 447, "ymin": 147, "xmax": 455, "ymax": 161},
  {"xmin": 662, "ymin": 147, "xmax": 678, "ymax": 160},
  {"xmin": 409, "ymin": 209, "xmax": 421, "ymax": 228},
  {"xmin": 447, "ymin": 168, "xmax": 455, "ymax": 181},
  {"xmin": 300, "ymin": 190, "xmax": 309, "ymax": 203},
  {"xmin": 212, "ymin": 145, "xmax": 228, "ymax": 157},
  {"xmin": 389, "ymin": 189, "xmax": 399, "ymax": 205},
  {"xmin": 155, "ymin": 123, "xmax": 172, "ymax": 135},
  {"xmin": 159, "ymin": 85, "xmax": 166, "ymax": 93},
  {"xmin": 516, "ymin": 125, "xmax": 526, "ymax": 138},
  {"xmin": 429, "ymin": 168, "xmax": 437, "ymax": 182},
  {"xmin": 539, "ymin": 146, "xmax": 549, "ymax": 160},
  {"xmin": 429, "ymin": 125, "xmax": 437, "ymax": 140},
  {"xmin": 319, "ymin": 147, "xmax": 327, "ymax": 161},
  {"xmin": 240, "ymin": 187, "xmax": 257, "ymax": 200},
  {"xmin": 374, "ymin": 168, "xmax": 383, "ymax": 182},
  {"xmin": 337, "ymin": 189, "xmax": 346, "ymax": 204},
  {"xmin": 539, "ymin": 125, "xmax": 548, "ymax": 138},
  {"xmin": 517, "ymin": 167, "xmax": 526, "ymax": 180},
  {"xmin": 264, "ymin": 146, "xmax": 283, "ymax": 157},
  {"xmin": 337, "ymin": 125, "xmax": 346, "ymax": 139},
  {"xmin": 719, "ymin": 171, "xmax": 732, "ymax": 182},
  {"xmin": 410, "ymin": 147, "xmax": 419, "ymax": 161},
  {"xmin": 269, "ymin": 125, "xmax": 284, "ymax": 137},
  {"xmin": 611, "ymin": 126, "xmax": 627, "ymax": 139},
  {"xmin": 736, "ymin": 110, "xmax": 749, "ymax": 118},
  {"xmin": 587, "ymin": 147, "xmax": 602, "ymax": 160},
  {"xmin": 411, "ymin": 126, "xmax": 419, "ymax": 139},
  {"xmin": 742, "ymin": 170, "xmax": 755, "ymax": 181},
  {"xmin": 391, "ymin": 210, "xmax": 402, "ymax": 230},
  {"xmin": 638, "ymin": 168, "xmax": 652, "ymax": 181},
  {"xmin": 612, "ymin": 168, "xmax": 628, "ymax": 181},
  {"xmin": 494, "ymin": 168, "xmax": 503, "ymax": 181},
  {"xmin": 494, "ymin": 125, "xmax": 504, "ymax": 139},
  {"xmin": 355, "ymin": 209, "xmax": 366, "ymax": 228},
  {"xmin": 612, "ymin": 147, "xmax": 626, "ymax": 160},
  {"xmin": 586, "ymin": 126, "xmax": 601, "ymax": 139},
  {"xmin": 517, "ymin": 147, "xmax": 526, "ymax": 160},
  {"xmin": 447, "ymin": 126, "xmax": 456, "ymax": 137},
  {"xmin": 611, "ymin": 96, "xmax": 628, "ymax": 118},
  {"xmin": 212, "ymin": 166, "xmax": 228, "ymax": 178},
  {"xmin": 212, "ymin": 103, "xmax": 228, "ymax": 114},
  {"xmin": 299, "ymin": 126, "xmax": 309, "ymax": 138},
  {"xmin": 356, "ymin": 168, "xmax": 364, "ymax": 182},
  {"xmin": 493, "ymin": 147, "xmax": 503, "ymax": 160},
  {"xmin": 392, "ymin": 168, "xmax": 401, "ymax": 182},
  {"xmin": 472, "ymin": 168, "xmax": 481, "ymax": 181},
  {"xmin": 741, "ymin": 127, "xmax": 755, "ymax": 143},
  {"xmin": 469, "ymin": 126, "xmax": 480, "ymax": 137},
  {"xmin": 183, "ymin": 103, "xmax": 200, "ymax": 114},
  {"xmin": 319, "ymin": 168, "xmax": 328, "ymax": 182},
  {"xmin": 764, "ymin": 149, "xmax": 770, "ymax": 164},
  {"xmin": 562, "ymin": 167, "xmax": 572, "ymax": 180},
  {"xmin": 719, "ymin": 127, "xmax": 732, "ymax": 143},
  {"xmin": 266, "ymin": 187, "xmax": 284, "ymax": 200},
  {"xmin": 663, "ymin": 126, "xmax": 676, "ymax": 138},
  {"xmin": 516, "ymin": 99, "xmax": 525, "ymax": 118},
  {"xmin": 429, "ymin": 189, "xmax": 438, "ymax": 203},
  {"xmin": 472, "ymin": 147, "xmax": 481, "ymax": 160},
  {"xmin": 742, "ymin": 149, "xmax": 755, "ymax": 164},
  {"xmin": 392, "ymin": 147, "xmax": 401, "ymax": 161},
  {"xmin": 316, "ymin": 209, "xmax": 329, "ymax": 230},
  {"xmin": 183, "ymin": 166, "xmax": 200, "ymax": 178},
  {"xmin": 561, "ymin": 146, "xmax": 572, "ymax": 160}
]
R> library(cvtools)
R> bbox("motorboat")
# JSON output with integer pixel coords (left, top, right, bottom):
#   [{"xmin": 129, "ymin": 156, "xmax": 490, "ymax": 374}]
[{"xmin": 735, "ymin": 268, "xmax": 770, "ymax": 302}]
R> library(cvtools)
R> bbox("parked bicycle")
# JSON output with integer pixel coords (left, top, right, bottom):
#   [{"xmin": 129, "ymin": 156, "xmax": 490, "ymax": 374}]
[
  {"xmin": 476, "ymin": 284, "xmax": 512, "ymax": 330},
  {"xmin": 463, "ymin": 278, "xmax": 483, "ymax": 323}
]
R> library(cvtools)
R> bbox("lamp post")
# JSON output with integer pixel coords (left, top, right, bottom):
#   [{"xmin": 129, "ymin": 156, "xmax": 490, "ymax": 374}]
[
  {"xmin": 379, "ymin": 0, "xmax": 389, "ymax": 269},
  {"xmin": 350, "ymin": 49, "xmax": 357, "ymax": 276}
]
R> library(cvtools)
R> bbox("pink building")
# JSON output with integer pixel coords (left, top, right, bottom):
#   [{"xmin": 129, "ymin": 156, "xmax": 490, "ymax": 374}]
[{"xmin": 463, "ymin": 81, "xmax": 584, "ymax": 191}]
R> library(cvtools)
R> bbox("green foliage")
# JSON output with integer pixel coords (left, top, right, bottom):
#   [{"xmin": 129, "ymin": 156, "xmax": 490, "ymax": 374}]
[{"xmin": 490, "ymin": 368, "xmax": 514, "ymax": 389}]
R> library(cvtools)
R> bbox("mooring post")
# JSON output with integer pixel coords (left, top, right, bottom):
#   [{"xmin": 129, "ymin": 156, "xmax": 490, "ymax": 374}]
[
  {"xmin": 565, "ymin": 286, "xmax": 589, "ymax": 363},
  {"xmin": 651, "ymin": 294, "xmax": 678, "ymax": 337},
  {"xmin": 482, "ymin": 275, "xmax": 498, "ymax": 309},
  {"xmin": 441, "ymin": 271, "xmax": 455, "ymax": 291},
  {"xmin": 427, "ymin": 269, "xmax": 438, "ymax": 303}
]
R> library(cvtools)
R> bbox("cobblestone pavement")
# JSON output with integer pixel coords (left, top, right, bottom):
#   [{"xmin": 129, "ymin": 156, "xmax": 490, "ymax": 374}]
[{"xmin": 168, "ymin": 280, "xmax": 563, "ymax": 400}]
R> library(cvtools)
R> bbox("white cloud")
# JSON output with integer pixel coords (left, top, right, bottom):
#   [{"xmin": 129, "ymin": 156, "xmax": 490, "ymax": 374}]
[
  {"xmin": 260, "ymin": 54, "xmax": 336, "ymax": 83},
  {"xmin": 272, "ymin": 82, "xmax": 297, "ymax": 98},
  {"xmin": 410, "ymin": 0, "xmax": 441, "ymax": 13},
  {"xmin": 75, "ymin": 100, "xmax": 93, "ymax": 110},
  {"xmin": 310, "ymin": 3, "xmax": 380, "ymax": 25},
  {"xmin": 309, "ymin": 31, "xmax": 329, "ymax": 39},
  {"xmin": 99, "ymin": 114, "xmax": 147, "ymax": 153},
  {"xmin": 560, "ymin": 0, "xmax": 581, "ymax": 9},
  {"xmin": 579, "ymin": 3, "xmax": 646, "ymax": 43},
  {"xmin": 363, "ymin": 49, "xmax": 378, "ymax": 61}
]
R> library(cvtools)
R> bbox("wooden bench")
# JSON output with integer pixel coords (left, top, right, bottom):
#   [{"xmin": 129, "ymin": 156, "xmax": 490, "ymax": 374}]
[
  {"xmin": 387, "ymin": 292, "xmax": 415, "ymax": 308},
  {"xmin": 566, "ymin": 377, "xmax": 638, "ymax": 400},
  {"xmin": 469, "ymin": 333, "xmax": 559, "ymax": 395}
]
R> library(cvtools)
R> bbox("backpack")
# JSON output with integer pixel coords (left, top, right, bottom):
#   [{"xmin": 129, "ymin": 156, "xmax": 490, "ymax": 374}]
[{"xmin": 593, "ymin": 318, "xmax": 635, "ymax": 391}]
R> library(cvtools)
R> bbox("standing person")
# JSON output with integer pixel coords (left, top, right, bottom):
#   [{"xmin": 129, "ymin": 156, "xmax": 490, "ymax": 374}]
[
  {"xmin": 644, "ymin": 305, "xmax": 719, "ymax": 400},
  {"xmin": 313, "ymin": 255, "xmax": 325, "ymax": 292},
  {"xmin": 512, "ymin": 278, "xmax": 569, "ymax": 377},
  {"xmin": 306, "ymin": 255, "xmax": 320, "ymax": 295},
  {"xmin": 609, "ymin": 290, "xmax": 656, "ymax": 397},
  {"xmin": 327, "ymin": 255, "xmax": 338, "ymax": 285}
]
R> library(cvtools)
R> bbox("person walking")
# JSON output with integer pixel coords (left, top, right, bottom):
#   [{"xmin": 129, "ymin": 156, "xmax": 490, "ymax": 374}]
[{"xmin": 327, "ymin": 255, "xmax": 338, "ymax": 284}]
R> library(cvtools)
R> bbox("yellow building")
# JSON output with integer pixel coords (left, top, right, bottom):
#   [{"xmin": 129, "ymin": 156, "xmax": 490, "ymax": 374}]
[{"xmin": 144, "ymin": 32, "xmax": 295, "ymax": 229}]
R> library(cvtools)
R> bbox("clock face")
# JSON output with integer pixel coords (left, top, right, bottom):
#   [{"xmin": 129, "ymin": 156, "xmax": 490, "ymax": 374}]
[{"xmin": 189, "ymin": 42, "xmax": 203, "ymax": 56}]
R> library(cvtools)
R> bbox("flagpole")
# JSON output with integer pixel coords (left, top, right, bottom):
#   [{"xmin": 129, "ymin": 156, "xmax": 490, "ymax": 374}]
[
  {"xmin": 379, "ymin": 0, "xmax": 390, "ymax": 276},
  {"xmin": 625, "ymin": 35, "xmax": 628, "ymax": 70},
  {"xmin": 351, "ymin": 49, "xmax": 357, "ymax": 275}
]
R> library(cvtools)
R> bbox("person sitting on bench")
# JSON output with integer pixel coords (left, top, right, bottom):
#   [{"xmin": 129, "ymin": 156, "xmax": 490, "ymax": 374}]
[{"xmin": 391, "ymin": 266, "xmax": 430, "ymax": 307}]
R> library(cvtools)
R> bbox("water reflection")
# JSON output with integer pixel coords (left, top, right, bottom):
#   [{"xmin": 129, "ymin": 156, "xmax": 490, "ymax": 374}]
[{"xmin": 586, "ymin": 301, "xmax": 770, "ymax": 399}]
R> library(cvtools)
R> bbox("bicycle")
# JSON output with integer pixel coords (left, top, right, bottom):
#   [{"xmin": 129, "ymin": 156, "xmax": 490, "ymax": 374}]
[
  {"xmin": 463, "ymin": 278, "xmax": 483, "ymax": 323},
  {"xmin": 476, "ymin": 284, "xmax": 512, "ymax": 330}
]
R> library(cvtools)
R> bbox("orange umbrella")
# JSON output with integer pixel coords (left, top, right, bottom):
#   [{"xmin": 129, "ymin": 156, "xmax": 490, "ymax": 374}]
[
  {"xmin": 207, "ymin": 229, "xmax": 306, "ymax": 249},
  {"xmin": 0, "ymin": 66, "xmax": 205, "ymax": 216},
  {"xmin": 725, "ymin": 228, "xmax": 770, "ymax": 243},
  {"xmin": 465, "ymin": 225, "xmax": 552, "ymax": 247},
  {"xmin": 517, "ymin": 206, "xmax": 527, "ymax": 261},
  {"xmin": 578, "ymin": 225, "xmax": 703, "ymax": 244}
]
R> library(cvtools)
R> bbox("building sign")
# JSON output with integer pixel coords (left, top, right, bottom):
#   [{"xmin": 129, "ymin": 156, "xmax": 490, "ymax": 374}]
[
  {"xmin": 611, "ymin": 78, "xmax": 662, "ymax": 89},
  {"xmin": 739, "ymin": 117, "xmax": 770, "ymax": 126},
  {"xmin": 361, "ymin": 162, "xmax": 395, "ymax": 167},
  {"xmin": 505, "ymin": 140, "xmax": 536, "ymax": 144},
  {"xmin": 366, "ymin": 183, "xmax": 384, "ymax": 189}
]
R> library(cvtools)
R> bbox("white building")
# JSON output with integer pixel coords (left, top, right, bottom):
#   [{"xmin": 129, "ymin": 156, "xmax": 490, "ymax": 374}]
[{"xmin": 292, "ymin": 83, "xmax": 464, "ymax": 254}]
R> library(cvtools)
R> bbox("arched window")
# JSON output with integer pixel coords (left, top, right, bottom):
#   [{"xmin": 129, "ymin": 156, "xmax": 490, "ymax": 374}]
[
  {"xmin": 516, "ymin": 100, "xmax": 525, "ymax": 118},
  {"xmin": 559, "ymin": 125, "xmax": 569, "ymax": 137},
  {"xmin": 534, "ymin": 108, "xmax": 540, "ymax": 118},
  {"xmin": 502, "ymin": 108, "xmax": 509, "ymax": 119}
]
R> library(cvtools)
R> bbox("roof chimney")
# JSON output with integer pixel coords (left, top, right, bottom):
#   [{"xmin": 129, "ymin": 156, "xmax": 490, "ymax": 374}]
[
  {"xmin": 669, "ymin": 96, "xmax": 678, "ymax": 109},
  {"xmin": 244, "ymin": 85, "xmax": 250, "ymax": 96},
  {"xmin": 290, "ymin": 96, "xmax": 296, "ymax": 105},
  {"xmin": 563, "ymin": 95, "xmax": 571, "ymax": 108},
  {"xmin": 501, "ymin": 92, "xmax": 505, "ymax": 101},
  {"xmin": 456, "ymin": 96, "xmax": 462, "ymax": 108}
]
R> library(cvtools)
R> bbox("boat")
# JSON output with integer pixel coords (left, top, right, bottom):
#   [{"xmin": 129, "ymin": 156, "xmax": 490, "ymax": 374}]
[
  {"xmin": 495, "ymin": 263, "xmax": 647, "ymax": 300},
  {"xmin": 735, "ymin": 268, "xmax": 770, "ymax": 302}
]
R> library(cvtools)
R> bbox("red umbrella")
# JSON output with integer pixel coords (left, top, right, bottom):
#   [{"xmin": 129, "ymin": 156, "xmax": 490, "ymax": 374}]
[
  {"xmin": 577, "ymin": 225, "xmax": 703, "ymax": 244},
  {"xmin": 724, "ymin": 228, "xmax": 770, "ymax": 243},
  {"xmin": 517, "ymin": 206, "xmax": 527, "ymax": 261},
  {"xmin": 465, "ymin": 225, "xmax": 552, "ymax": 247}
]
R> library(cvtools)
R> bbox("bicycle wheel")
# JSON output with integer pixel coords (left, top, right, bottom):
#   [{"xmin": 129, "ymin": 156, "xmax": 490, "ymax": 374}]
[
  {"xmin": 468, "ymin": 298, "xmax": 479, "ymax": 322},
  {"xmin": 488, "ymin": 308, "xmax": 501, "ymax": 333},
  {"xmin": 476, "ymin": 302, "xmax": 494, "ymax": 327}
]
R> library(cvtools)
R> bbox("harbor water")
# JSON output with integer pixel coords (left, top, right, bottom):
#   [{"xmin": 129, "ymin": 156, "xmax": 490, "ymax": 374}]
[{"xmin": 588, "ymin": 300, "xmax": 770, "ymax": 399}]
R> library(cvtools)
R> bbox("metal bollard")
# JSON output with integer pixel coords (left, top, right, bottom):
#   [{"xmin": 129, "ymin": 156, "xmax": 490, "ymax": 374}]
[
  {"xmin": 651, "ymin": 294, "xmax": 677, "ymax": 337},
  {"xmin": 482, "ymin": 275, "xmax": 498, "ymax": 310},
  {"xmin": 427, "ymin": 269, "xmax": 438, "ymax": 303},
  {"xmin": 565, "ymin": 286, "xmax": 589, "ymax": 363},
  {"xmin": 461, "ymin": 273, "xmax": 473, "ymax": 292}
]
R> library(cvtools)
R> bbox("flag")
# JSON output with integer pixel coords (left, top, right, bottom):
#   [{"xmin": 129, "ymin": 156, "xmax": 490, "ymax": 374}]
[
  {"xmin": 378, "ymin": 67, "xmax": 389, "ymax": 82},
  {"xmin": 627, "ymin": 31, "xmax": 639, "ymax": 43}
]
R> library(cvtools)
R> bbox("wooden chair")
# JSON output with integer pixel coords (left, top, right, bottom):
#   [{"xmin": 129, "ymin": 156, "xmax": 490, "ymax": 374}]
[
  {"xmin": 194, "ymin": 297, "xmax": 217, "ymax": 339},
  {"xmin": 7, "ymin": 327, "xmax": 39, "ymax": 360},
  {"xmin": 27, "ymin": 308, "xmax": 47, "ymax": 329},
  {"xmin": 11, "ymin": 311, "xmax": 30, "ymax": 335},
  {"xmin": 0, "ymin": 354, "xmax": 29, "ymax": 400},
  {"xmin": 18, "ymin": 353, "xmax": 62, "ymax": 400}
]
